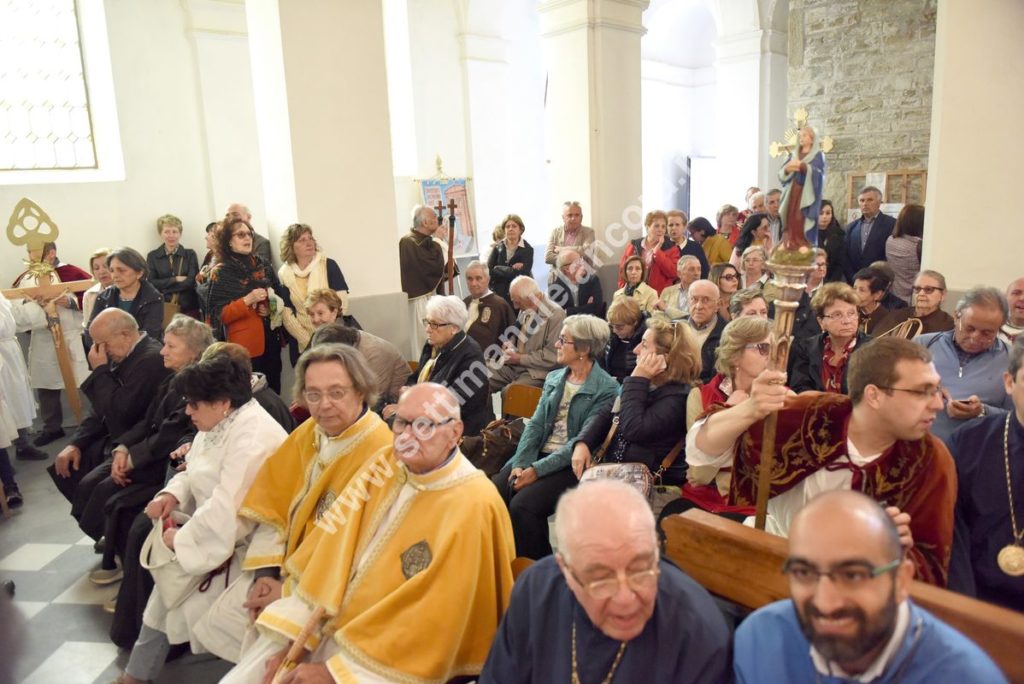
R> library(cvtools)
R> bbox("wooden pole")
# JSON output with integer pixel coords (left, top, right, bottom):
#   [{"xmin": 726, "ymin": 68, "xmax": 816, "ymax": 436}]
[
  {"xmin": 270, "ymin": 606, "xmax": 325, "ymax": 684},
  {"xmin": 446, "ymin": 198, "xmax": 457, "ymax": 295}
]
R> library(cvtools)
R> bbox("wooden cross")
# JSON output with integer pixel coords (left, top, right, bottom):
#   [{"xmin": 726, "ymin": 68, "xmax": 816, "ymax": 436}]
[{"xmin": 445, "ymin": 198, "xmax": 457, "ymax": 294}]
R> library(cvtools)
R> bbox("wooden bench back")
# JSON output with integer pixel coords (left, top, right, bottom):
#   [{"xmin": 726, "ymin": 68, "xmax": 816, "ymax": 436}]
[{"xmin": 662, "ymin": 509, "xmax": 1024, "ymax": 682}]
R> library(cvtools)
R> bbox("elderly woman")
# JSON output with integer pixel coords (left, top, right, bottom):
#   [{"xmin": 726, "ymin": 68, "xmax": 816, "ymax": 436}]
[
  {"xmin": 116, "ymin": 354, "xmax": 287, "ymax": 684},
  {"xmin": 853, "ymin": 266, "xmax": 892, "ymax": 335},
  {"xmin": 877, "ymin": 270, "xmax": 955, "ymax": 335},
  {"xmin": 492, "ymin": 314, "xmax": 618, "ymax": 559},
  {"xmin": 612, "ymin": 255, "xmax": 658, "ymax": 314},
  {"xmin": 86, "ymin": 247, "xmax": 165, "ymax": 348},
  {"xmin": 788, "ymin": 282, "xmax": 871, "ymax": 394},
  {"xmin": 709, "ymin": 262, "xmax": 741, "ymax": 322},
  {"xmin": 303, "ymin": 288, "xmax": 343, "ymax": 329},
  {"xmin": 655, "ymin": 254, "xmax": 702, "ymax": 320},
  {"xmin": 277, "ymin": 223, "xmax": 353, "ymax": 362},
  {"xmin": 573, "ymin": 317, "xmax": 701, "ymax": 480},
  {"xmin": 82, "ymin": 247, "xmax": 113, "ymax": 327},
  {"xmin": 738, "ymin": 246, "xmax": 769, "ymax": 290},
  {"xmin": 730, "ymin": 213, "xmax": 771, "ymax": 271},
  {"xmin": 729, "ymin": 288, "xmax": 769, "ymax": 319},
  {"xmin": 200, "ymin": 218, "xmax": 288, "ymax": 393},
  {"xmin": 487, "ymin": 214, "xmax": 534, "ymax": 306},
  {"xmin": 601, "ymin": 297, "xmax": 647, "ymax": 382},
  {"xmin": 146, "ymin": 214, "xmax": 200, "ymax": 318},
  {"xmin": 383, "ymin": 295, "xmax": 491, "ymax": 435},
  {"xmin": 619, "ymin": 210, "xmax": 679, "ymax": 294},
  {"xmin": 189, "ymin": 343, "xmax": 394, "ymax": 662}
]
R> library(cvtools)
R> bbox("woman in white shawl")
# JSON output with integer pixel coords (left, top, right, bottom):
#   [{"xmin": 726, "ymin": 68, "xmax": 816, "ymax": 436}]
[
  {"xmin": 277, "ymin": 223, "xmax": 353, "ymax": 363},
  {"xmin": 115, "ymin": 354, "xmax": 287, "ymax": 684}
]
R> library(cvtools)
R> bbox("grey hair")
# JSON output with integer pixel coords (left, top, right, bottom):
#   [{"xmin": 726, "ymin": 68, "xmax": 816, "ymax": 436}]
[
  {"xmin": 510, "ymin": 275, "xmax": 542, "ymax": 299},
  {"xmin": 749, "ymin": 191, "xmax": 765, "ymax": 206},
  {"xmin": 107, "ymin": 247, "xmax": 148, "ymax": 279},
  {"xmin": 411, "ymin": 204, "xmax": 434, "ymax": 232},
  {"xmin": 555, "ymin": 248, "xmax": 581, "ymax": 269},
  {"xmin": 729, "ymin": 288, "xmax": 767, "ymax": 319},
  {"xmin": 859, "ymin": 185, "xmax": 882, "ymax": 199},
  {"xmin": 554, "ymin": 480, "xmax": 656, "ymax": 562},
  {"xmin": 465, "ymin": 260, "xmax": 489, "ymax": 277},
  {"xmin": 293, "ymin": 343, "xmax": 379, "ymax": 409},
  {"xmin": 741, "ymin": 245, "xmax": 767, "ymax": 265},
  {"xmin": 164, "ymin": 314, "xmax": 214, "ymax": 359},
  {"xmin": 677, "ymin": 254, "xmax": 701, "ymax": 271},
  {"xmin": 812, "ymin": 248, "xmax": 827, "ymax": 260},
  {"xmin": 425, "ymin": 295, "xmax": 469, "ymax": 329},
  {"xmin": 955, "ymin": 286, "xmax": 1008, "ymax": 321},
  {"xmin": 916, "ymin": 269, "xmax": 947, "ymax": 290},
  {"xmin": 766, "ymin": 189, "xmax": 782, "ymax": 199},
  {"xmin": 563, "ymin": 201, "xmax": 582, "ymax": 209},
  {"xmin": 561, "ymin": 314, "xmax": 610, "ymax": 361}
]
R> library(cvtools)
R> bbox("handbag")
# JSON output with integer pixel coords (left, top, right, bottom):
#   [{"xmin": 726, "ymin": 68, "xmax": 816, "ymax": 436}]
[
  {"xmin": 459, "ymin": 417, "xmax": 526, "ymax": 477},
  {"xmin": 140, "ymin": 511, "xmax": 203, "ymax": 610},
  {"xmin": 162, "ymin": 252, "xmax": 183, "ymax": 327}
]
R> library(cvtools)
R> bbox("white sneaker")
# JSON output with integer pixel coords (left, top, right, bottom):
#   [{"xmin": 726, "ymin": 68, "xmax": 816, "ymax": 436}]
[
  {"xmin": 89, "ymin": 566, "xmax": 123, "ymax": 585},
  {"xmin": 103, "ymin": 596, "xmax": 117, "ymax": 613}
]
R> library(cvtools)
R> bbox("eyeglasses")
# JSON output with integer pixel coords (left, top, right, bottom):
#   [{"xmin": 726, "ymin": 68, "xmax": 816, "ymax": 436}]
[
  {"xmin": 557, "ymin": 336, "xmax": 575, "ymax": 346},
  {"xmin": 302, "ymin": 386, "xmax": 354, "ymax": 405},
  {"xmin": 875, "ymin": 385, "xmax": 946, "ymax": 401},
  {"xmin": 720, "ymin": 274, "xmax": 739, "ymax": 281},
  {"xmin": 422, "ymin": 319, "xmax": 454, "ymax": 330},
  {"xmin": 821, "ymin": 311, "xmax": 859, "ymax": 322},
  {"xmin": 392, "ymin": 416, "xmax": 455, "ymax": 435},
  {"xmin": 565, "ymin": 561, "xmax": 661, "ymax": 600},
  {"xmin": 745, "ymin": 343, "xmax": 771, "ymax": 356},
  {"xmin": 911, "ymin": 285, "xmax": 944, "ymax": 295},
  {"xmin": 232, "ymin": 230, "xmax": 254, "ymax": 239},
  {"xmin": 782, "ymin": 558, "xmax": 901, "ymax": 590}
]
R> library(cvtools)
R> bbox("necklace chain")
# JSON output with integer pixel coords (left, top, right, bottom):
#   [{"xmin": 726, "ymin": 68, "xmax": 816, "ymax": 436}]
[
  {"xmin": 1003, "ymin": 414, "xmax": 1024, "ymax": 545},
  {"xmin": 571, "ymin": 621, "xmax": 627, "ymax": 684}
]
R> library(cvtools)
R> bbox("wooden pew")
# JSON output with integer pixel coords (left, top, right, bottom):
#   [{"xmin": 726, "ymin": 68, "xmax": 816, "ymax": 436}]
[{"xmin": 662, "ymin": 509, "xmax": 1024, "ymax": 683}]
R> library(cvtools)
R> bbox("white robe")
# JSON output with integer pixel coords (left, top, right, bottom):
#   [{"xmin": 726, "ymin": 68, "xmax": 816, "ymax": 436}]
[
  {"xmin": 140, "ymin": 399, "xmax": 287, "ymax": 650},
  {"xmin": 8, "ymin": 273, "xmax": 88, "ymax": 390},
  {"xmin": 0, "ymin": 294, "xmax": 36, "ymax": 428}
]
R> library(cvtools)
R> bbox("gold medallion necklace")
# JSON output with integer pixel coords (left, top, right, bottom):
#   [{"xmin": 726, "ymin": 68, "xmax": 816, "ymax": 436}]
[
  {"xmin": 571, "ymin": 621, "xmax": 627, "ymax": 684},
  {"xmin": 998, "ymin": 413, "xmax": 1024, "ymax": 576}
]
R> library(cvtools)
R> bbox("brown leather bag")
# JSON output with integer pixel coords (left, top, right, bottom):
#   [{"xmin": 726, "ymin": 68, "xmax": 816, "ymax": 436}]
[{"xmin": 459, "ymin": 418, "xmax": 526, "ymax": 477}]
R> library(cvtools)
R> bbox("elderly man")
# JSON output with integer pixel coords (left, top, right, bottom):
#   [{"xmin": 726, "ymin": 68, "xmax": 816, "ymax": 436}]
[
  {"xmin": 548, "ymin": 248, "xmax": 604, "ymax": 317},
  {"xmin": 915, "ymin": 287, "xmax": 1013, "ymax": 444},
  {"xmin": 480, "ymin": 480, "xmax": 731, "ymax": 683},
  {"xmin": 686, "ymin": 279, "xmax": 727, "ymax": 383},
  {"xmin": 221, "ymin": 383, "xmax": 515, "ymax": 683},
  {"xmin": 655, "ymin": 254, "xmax": 702, "ymax": 320},
  {"xmin": 878, "ymin": 270, "xmax": 955, "ymax": 335},
  {"xmin": 47, "ymin": 309, "xmax": 169, "ymax": 546},
  {"xmin": 844, "ymin": 186, "xmax": 896, "ymax": 282},
  {"xmin": 464, "ymin": 260, "xmax": 515, "ymax": 352},
  {"xmin": 688, "ymin": 337, "xmax": 957, "ymax": 586},
  {"xmin": 489, "ymin": 276, "xmax": 566, "ymax": 394},
  {"xmin": 735, "ymin": 490, "xmax": 1005, "ymax": 683},
  {"xmin": 544, "ymin": 201, "xmax": 596, "ymax": 283},
  {"xmin": 400, "ymin": 204, "xmax": 448, "ymax": 355},
  {"xmin": 1001, "ymin": 276, "xmax": 1024, "ymax": 343},
  {"xmin": 765, "ymin": 188, "xmax": 783, "ymax": 245},
  {"xmin": 949, "ymin": 339, "xmax": 1024, "ymax": 612},
  {"xmin": 224, "ymin": 202, "xmax": 273, "ymax": 266},
  {"xmin": 736, "ymin": 186, "xmax": 761, "ymax": 230}
]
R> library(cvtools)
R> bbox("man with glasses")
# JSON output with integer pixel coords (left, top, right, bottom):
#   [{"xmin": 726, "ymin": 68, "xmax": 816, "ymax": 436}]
[
  {"xmin": 686, "ymin": 279, "xmax": 727, "ymax": 383},
  {"xmin": 735, "ymin": 490, "xmax": 1005, "ymax": 682},
  {"xmin": 878, "ymin": 270, "xmax": 955, "ymax": 336},
  {"xmin": 687, "ymin": 336, "xmax": 956, "ymax": 585},
  {"xmin": 915, "ymin": 287, "xmax": 1013, "ymax": 444},
  {"xmin": 480, "ymin": 480, "xmax": 730, "ymax": 683},
  {"xmin": 222, "ymin": 383, "xmax": 515, "ymax": 683}
]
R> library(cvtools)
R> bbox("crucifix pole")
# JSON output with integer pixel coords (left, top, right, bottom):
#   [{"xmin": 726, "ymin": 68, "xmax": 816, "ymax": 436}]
[{"xmin": 445, "ymin": 198, "xmax": 457, "ymax": 295}]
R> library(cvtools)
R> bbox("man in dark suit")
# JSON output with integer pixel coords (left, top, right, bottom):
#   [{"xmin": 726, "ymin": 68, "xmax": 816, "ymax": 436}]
[
  {"xmin": 463, "ymin": 260, "xmax": 515, "ymax": 354},
  {"xmin": 547, "ymin": 248, "xmax": 604, "ymax": 317},
  {"xmin": 843, "ymin": 186, "xmax": 896, "ymax": 282}
]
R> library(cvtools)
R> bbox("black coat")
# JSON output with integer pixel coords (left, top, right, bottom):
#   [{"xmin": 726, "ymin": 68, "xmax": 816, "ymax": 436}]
[
  {"xmin": 488, "ymin": 240, "xmax": 534, "ymax": 305},
  {"xmin": 771, "ymin": 291, "xmax": 822, "ymax": 341},
  {"xmin": 86, "ymin": 281, "xmax": 166, "ymax": 348},
  {"xmin": 600, "ymin": 319, "xmax": 647, "ymax": 382},
  {"xmin": 410, "ymin": 331, "xmax": 493, "ymax": 436},
  {"xmin": 819, "ymin": 223, "xmax": 847, "ymax": 284},
  {"xmin": 576, "ymin": 377, "xmax": 690, "ymax": 473},
  {"xmin": 788, "ymin": 330, "xmax": 872, "ymax": 394},
  {"xmin": 698, "ymin": 316, "xmax": 728, "ymax": 384},
  {"xmin": 844, "ymin": 213, "xmax": 897, "ymax": 282},
  {"xmin": 146, "ymin": 246, "xmax": 200, "ymax": 311},
  {"xmin": 548, "ymin": 274, "xmax": 604, "ymax": 317}
]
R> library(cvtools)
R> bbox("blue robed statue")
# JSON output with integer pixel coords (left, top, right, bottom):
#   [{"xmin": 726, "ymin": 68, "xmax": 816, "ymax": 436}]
[{"xmin": 777, "ymin": 125, "xmax": 826, "ymax": 249}]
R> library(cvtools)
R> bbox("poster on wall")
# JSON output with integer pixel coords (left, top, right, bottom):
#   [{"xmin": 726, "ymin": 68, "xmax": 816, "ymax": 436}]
[{"xmin": 420, "ymin": 178, "xmax": 477, "ymax": 257}]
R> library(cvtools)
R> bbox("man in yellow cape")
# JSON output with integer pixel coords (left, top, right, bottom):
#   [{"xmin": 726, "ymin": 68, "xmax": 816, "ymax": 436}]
[{"xmin": 221, "ymin": 383, "xmax": 516, "ymax": 683}]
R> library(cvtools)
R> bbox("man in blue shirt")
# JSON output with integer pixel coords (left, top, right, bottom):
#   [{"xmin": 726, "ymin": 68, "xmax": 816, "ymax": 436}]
[{"xmin": 734, "ymin": 490, "xmax": 1006, "ymax": 683}]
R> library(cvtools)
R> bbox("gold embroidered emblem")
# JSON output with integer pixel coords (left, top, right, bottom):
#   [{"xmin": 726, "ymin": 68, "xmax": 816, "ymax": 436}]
[
  {"xmin": 401, "ymin": 540, "xmax": 432, "ymax": 579},
  {"xmin": 314, "ymin": 490, "xmax": 337, "ymax": 520},
  {"xmin": 481, "ymin": 307, "xmax": 491, "ymax": 324}
]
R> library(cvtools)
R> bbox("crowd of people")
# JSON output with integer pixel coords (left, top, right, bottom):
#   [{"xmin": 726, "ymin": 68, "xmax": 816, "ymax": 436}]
[{"xmin": 0, "ymin": 188, "xmax": 1021, "ymax": 683}]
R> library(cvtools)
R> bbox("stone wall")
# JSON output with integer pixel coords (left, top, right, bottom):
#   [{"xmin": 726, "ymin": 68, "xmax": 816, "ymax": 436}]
[{"xmin": 786, "ymin": 0, "xmax": 937, "ymax": 220}]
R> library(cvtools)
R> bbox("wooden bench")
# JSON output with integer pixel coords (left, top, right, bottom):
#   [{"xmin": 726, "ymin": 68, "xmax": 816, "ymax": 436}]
[
  {"xmin": 662, "ymin": 509, "xmax": 1024, "ymax": 682},
  {"xmin": 503, "ymin": 384, "xmax": 543, "ymax": 419}
]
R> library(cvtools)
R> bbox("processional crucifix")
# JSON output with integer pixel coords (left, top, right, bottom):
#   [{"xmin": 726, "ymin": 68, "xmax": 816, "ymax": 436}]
[
  {"xmin": 752, "ymin": 108, "xmax": 834, "ymax": 529},
  {"xmin": 433, "ymin": 197, "xmax": 458, "ymax": 295},
  {"xmin": 1, "ymin": 198, "xmax": 94, "ymax": 422}
]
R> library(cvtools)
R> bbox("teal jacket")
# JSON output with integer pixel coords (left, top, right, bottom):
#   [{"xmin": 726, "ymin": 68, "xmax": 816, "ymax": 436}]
[{"xmin": 508, "ymin": 365, "xmax": 619, "ymax": 477}]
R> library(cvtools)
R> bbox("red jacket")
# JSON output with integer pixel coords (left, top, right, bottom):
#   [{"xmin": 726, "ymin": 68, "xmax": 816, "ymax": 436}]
[
  {"xmin": 220, "ymin": 298, "xmax": 265, "ymax": 357},
  {"xmin": 618, "ymin": 238, "xmax": 680, "ymax": 294}
]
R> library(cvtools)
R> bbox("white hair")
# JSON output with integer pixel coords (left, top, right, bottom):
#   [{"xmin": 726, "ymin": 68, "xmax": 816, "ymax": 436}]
[
  {"xmin": 411, "ymin": 204, "xmax": 435, "ymax": 232},
  {"xmin": 555, "ymin": 248, "xmax": 580, "ymax": 269},
  {"xmin": 509, "ymin": 275, "xmax": 542, "ymax": 299},
  {"xmin": 677, "ymin": 254, "xmax": 701, "ymax": 270},
  {"xmin": 555, "ymin": 480, "xmax": 655, "ymax": 561},
  {"xmin": 425, "ymin": 295, "xmax": 469, "ymax": 328},
  {"xmin": 465, "ymin": 260, "xmax": 489, "ymax": 277}
]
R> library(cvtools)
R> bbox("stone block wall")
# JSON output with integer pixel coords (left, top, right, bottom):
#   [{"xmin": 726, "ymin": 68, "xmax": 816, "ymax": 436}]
[{"xmin": 786, "ymin": 0, "xmax": 937, "ymax": 220}]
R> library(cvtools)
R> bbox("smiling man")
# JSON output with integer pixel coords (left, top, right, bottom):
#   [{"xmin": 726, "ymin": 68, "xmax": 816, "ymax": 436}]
[
  {"xmin": 687, "ymin": 336, "xmax": 957, "ymax": 586},
  {"xmin": 735, "ymin": 490, "xmax": 1005, "ymax": 683},
  {"xmin": 480, "ymin": 480, "xmax": 731, "ymax": 683}
]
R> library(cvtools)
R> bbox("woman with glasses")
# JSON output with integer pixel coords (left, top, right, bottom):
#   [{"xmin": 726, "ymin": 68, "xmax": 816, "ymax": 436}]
[
  {"xmin": 384, "ymin": 295, "xmax": 491, "ymax": 435},
  {"xmin": 198, "ymin": 218, "xmax": 289, "ymax": 393},
  {"xmin": 86, "ymin": 247, "xmax": 166, "ymax": 348},
  {"xmin": 709, "ymin": 263, "xmax": 741, "ymax": 322},
  {"xmin": 601, "ymin": 297, "xmax": 647, "ymax": 382},
  {"xmin": 492, "ymin": 314, "xmax": 619, "ymax": 559},
  {"xmin": 789, "ymin": 282, "xmax": 871, "ymax": 394},
  {"xmin": 878, "ymin": 270, "xmax": 955, "ymax": 335},
  {"xmin": 116, "ymin": 354, "xmax": 287, "ymax": 684}
]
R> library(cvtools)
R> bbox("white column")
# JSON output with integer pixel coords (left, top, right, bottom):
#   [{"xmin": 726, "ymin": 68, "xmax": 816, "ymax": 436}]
[
  {"xmin": 245, "ymin": 0, "xmax": 401, "ymax": 297},
  {"xmin": 924, "ymin": 0, "xmax": 1024, "ymax": 290}
]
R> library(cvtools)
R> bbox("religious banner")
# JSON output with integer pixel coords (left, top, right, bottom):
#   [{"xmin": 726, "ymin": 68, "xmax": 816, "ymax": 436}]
[{"xmin": 420, "ymin": 178, "xmax": 477, "ymax": 257}]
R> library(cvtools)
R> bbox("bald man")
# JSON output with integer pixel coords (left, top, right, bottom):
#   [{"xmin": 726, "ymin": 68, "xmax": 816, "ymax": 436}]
[
  {"xmin": 224, "ymin": 203, "xmax": 272, "ymax": 266},
  {"xmin": 480, "ymin": 480, "xmax": 730, "ymax": 683},
  {"xmin": 735, "ymin": 490, "xmax": 1005, "ymax": 683},
  {"xmin": 223, "ymin": 383, "xmax": 515, "ymax": 683}
]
